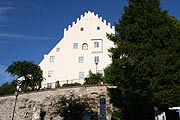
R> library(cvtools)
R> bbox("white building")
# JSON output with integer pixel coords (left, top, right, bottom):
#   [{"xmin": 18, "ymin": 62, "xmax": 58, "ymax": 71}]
[{"xmin": 39, "ymin": 11, "xmax": 115, "ymax": 88}]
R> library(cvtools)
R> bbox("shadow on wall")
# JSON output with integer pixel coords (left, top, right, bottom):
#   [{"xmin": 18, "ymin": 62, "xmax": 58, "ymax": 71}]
[
  {"xmin": 40, "ymin": 111, "xmax": 46, "ymax": 120},
  {"xmin": 166, "ymin": 110, "xmax": 179, "ymax": 120}
]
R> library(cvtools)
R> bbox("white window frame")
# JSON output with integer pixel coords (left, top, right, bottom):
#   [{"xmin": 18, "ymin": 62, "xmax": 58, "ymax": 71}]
[
  {"xmin": 47, "ymin": 83, "xmax": 52, "ymax": 89},
  {"xmin": 78, "ymin": 56, "xmax": 84, "ymax": 63},
  {"xmin": 79, "ymin": 72, "xmax": 84, "ymax": 79},
  {"xmin": 49, "ymin": 56, "xmax": 55, "ymax": 62},
  {"xmin": 94, "ymin": 56, "xmax": 99, "ymax": 63},
  {"xmin": 94, "ymin": 42, "xmax": 99, "ymax": 48},
  {"xmin": 48, "ymin": 71, "xmax": 53, "ymax": 78},
  {"xmin": 56, "ymin": 47, "xmax": 60, "ymax": 52},
  {"xmin": 82, "ymin": 43, "xmax": 88, "ymax": 50},
  {"xmin": 73, "ymin": 43, "xmax": 78, "ymax": 49}
]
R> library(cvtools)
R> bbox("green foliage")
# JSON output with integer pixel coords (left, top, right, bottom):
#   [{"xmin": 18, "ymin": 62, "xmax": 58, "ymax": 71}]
[
  {"xmin": 0, "ymin": 80, "xmax": 16, "ymax": 96},
  {"xmin": 105, "ymin": 0, "xmax": 180, "ymax": 119},
  {"xmin": 84, "ymin": 71, "xmax": 103, "ymax": 85},
  {"xmin": 55, "ymin": 81, "xmax": 60, "ymax": 88},
  {"xmin": 6, "ymin": 60, "xmax": 44, "ymax": 91},
  {"xmin": 62, "ymin": 83, "xmax": 81, "ymax": 87},
  {"xmin": 53, "ymin": 94, "xmax": 98, "ymax": 120}
]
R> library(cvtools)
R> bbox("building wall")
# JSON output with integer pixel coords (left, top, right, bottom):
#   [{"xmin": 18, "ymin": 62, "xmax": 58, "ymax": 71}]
[{"xmin": 40, "ymin": 11, "xmax": 115, "ymax": 88}]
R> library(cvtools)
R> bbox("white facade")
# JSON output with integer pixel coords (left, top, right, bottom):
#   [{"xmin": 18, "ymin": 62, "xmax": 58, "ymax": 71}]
[{"xmin": 39, "ymin": 11, "xmax": 115, "ymax": 88}]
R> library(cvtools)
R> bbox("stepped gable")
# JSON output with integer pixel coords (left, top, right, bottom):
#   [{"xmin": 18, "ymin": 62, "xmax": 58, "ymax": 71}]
[{"xmin": 64, "ymin": 11, "xmax": 115, "ymax": 32}]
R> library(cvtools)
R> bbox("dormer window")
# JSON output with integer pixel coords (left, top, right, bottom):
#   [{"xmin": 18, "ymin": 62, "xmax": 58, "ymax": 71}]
[{"xmin": 80, "ymin": 27, "xmax": 84, "ymax": 31}]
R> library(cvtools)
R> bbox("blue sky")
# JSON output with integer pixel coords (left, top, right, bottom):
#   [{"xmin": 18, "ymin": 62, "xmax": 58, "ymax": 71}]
[{"xmin": 0, "ymin": 0, "xmax": 180, "ymax": 85}]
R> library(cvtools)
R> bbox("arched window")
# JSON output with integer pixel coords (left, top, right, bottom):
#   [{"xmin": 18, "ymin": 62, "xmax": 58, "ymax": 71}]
[{"xmin": 82, "ymin": 43, "xmax": 88, "ymax": 50}]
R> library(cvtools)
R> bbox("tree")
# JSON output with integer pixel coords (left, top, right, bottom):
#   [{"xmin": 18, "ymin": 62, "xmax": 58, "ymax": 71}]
[
  {"xmin": 0, "ymin": 80, "xmax": 16, "ymax": 96},
  {"xmin": 84, "ymin": 71, "xmax": 104, "ymax": 85},
  {"xmin": 6, "ymin": 60, "xmax": 44, "ymax": 91},
  {"xmin": 104, "ymin": 0, "xmax": 180, "ymax": 119},
  {"xmin": 53, "ymin": 94, "xmax": 98, "ymax": 120}
]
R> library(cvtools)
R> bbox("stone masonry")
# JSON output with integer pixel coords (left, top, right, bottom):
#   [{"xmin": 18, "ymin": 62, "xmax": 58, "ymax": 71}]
[{"xmin": 0, "ymin": 85, "xmax": 113, "ymax": 120}]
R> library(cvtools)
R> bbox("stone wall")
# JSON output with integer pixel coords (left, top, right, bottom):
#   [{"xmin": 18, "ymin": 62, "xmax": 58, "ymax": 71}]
[{"xmin": 0, "ymin": 85, "xmax": 113, "ymax": 120}]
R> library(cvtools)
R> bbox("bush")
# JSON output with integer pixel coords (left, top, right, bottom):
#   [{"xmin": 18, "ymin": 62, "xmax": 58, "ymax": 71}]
[
  {"xmin": 62, "ymin": 83, "xmax": 81, "ymax": 87},
  {"xmin": 55, "ymin": 81, "xmax": 60, "ymax": 88},
  {"xmin": 53, "ymin": 94, "xmax": 98, "ymax": 120},
  {"xmin": 84, "ymin": 71, "xmax": 104, "ymax": 85}
]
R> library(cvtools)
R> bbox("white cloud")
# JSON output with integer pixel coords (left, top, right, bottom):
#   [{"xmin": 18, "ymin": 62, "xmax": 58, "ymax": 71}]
[
  {"xmin": 0, "ymin": 6, "xmax": 13, "ymax": 15},
  {"xmin": 0, "ymin": 6, "xmax": 14, "ymax": 20},
  {"xmin": 0, "ymin": 64, "xmax": 16, "ymax": 85},
  {"xmin": 0, "ymin": 0, "xmax": 45, "ymax": 21},
  {"xmin": 22, "ymin": 0, "xmax": 46, "ymax": 10},
  {"xmin": 0, "ymin": 33, "xmax": 52, "ymax": 40}
]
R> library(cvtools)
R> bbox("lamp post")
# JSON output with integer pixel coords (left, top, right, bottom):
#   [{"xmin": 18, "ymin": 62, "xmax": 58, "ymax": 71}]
[
  {"xmin": 12, "ymin": 91, "xmax": 19, "ymax": 120},
  {"xmin": 95, "ymin": 62, "xmax": 98, "ymax": 74},
  {"xmin": 12, "ymin": 79, "xmax": 21, "ymax": 120}
]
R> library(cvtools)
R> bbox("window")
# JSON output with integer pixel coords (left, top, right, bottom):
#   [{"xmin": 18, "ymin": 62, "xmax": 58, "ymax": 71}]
[
  {"xmin": 94, "ymin": 56, "xmax": 99, "ymax": 63},
  {"xmin": 97, "ymin": 26, "xmax": 100, "ymax": 30},
  {"xmin": 82, "ymin": 43, "xmax": 88, "ymax": 50},
  {"xmin": 79, "ymin": 72, "xmax": 84, "ymax": 79},
  {"xmin": 94, "ymin": 42, "xmax": 99, "ymax": 48},
  {"xmin": 73, "ymin": 43, "xmax": 78, "ymax": 49},
  {"xmin": 80, "ymin": 27, "xmax": 84, "ymax": 31},
  {"xmin": 47, "ymin": 83, "xmax": 52, "ymax": 89},
  {"xmin": 49, "ymin": 56, "xmax": 55, "ymax": 62},
  {"xmin": 56, "ymin": 48, "xmax": 60, "ymax": 52},
  {"xmin": 78, "ymin": 56, "xmax": 84, "ymax": 63},
  {"xmin": 48, "ymin": 71, "xmax": 53, "ymax": 78}
]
